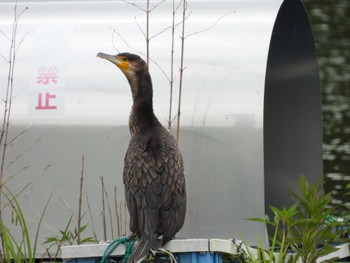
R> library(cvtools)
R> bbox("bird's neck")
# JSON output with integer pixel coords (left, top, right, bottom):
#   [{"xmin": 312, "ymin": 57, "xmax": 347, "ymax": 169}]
[{"xmin": 128, "ymin": 72, "xmax": 159, "ymax": 135}]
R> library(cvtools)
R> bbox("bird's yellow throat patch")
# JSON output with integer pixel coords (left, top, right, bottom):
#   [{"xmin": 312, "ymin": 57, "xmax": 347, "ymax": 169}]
[{"xmin": 116, "ymin": 56, "xmax": 129, "ymax": 72}]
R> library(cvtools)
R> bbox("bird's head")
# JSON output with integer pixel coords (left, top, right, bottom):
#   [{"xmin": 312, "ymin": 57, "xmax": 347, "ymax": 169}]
[{"xmin": 97, "ymin": 52, "xmax": 146, "ymax": 77}]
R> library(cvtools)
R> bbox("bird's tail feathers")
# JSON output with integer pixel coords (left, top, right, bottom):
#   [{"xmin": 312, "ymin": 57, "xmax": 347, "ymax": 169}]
[{"xmin": 127, "ymin": 234, "xmax": 160, "ymax": 263}]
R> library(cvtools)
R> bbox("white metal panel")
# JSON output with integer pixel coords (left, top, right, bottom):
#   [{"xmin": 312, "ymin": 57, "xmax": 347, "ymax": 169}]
[{"xmin": 0, "ymin": 0, "xmax": 283, "ymax": 254}]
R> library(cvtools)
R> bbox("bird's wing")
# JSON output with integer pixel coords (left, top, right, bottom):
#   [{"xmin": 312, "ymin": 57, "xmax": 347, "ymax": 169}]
[
  {"xmin": 123, "ymin": 132, "xmax": 162, "ymax": 237},
  {"xmin": 157, "ymin": 131, "xmax": 186, "ymax": 245},
  {"xmin": 123, "ymin": 129, "xmax": 186, "ymax": 244}
]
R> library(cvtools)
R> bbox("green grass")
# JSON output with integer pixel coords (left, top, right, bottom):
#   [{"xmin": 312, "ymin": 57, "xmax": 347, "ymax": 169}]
[{"xmin": 0, "ymin": 187, "xmax": 52, "ymax": 263}]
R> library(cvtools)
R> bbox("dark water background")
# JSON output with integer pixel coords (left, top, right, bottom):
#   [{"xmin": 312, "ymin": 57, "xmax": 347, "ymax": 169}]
[{"xmin": 303, "ymin": 0, "xmax": 350, "ymax": 215}]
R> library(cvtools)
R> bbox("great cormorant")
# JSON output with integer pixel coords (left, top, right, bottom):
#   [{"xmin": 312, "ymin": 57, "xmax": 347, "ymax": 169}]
[{"xmin": 97, "ymin": 52, "xmax": 186, "ymax": 262}]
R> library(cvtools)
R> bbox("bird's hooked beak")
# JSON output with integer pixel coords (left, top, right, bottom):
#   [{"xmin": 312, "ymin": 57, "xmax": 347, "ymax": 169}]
[{"xmin": 97, "ymin": 52, "xmax": 128, "ymax": 72}]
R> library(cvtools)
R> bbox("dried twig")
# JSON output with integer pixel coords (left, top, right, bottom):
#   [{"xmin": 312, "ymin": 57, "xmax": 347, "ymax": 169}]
[
  {"xmin": 167, "ymin": 0, "xmax": 180, "ymax": 130},
  {"xmin": 14, "ymin": 164, "xmax": 51, "ymax": 200},
  {"xmin": 120, "ymin": 0, "xmax": 166, "ymax": 67},
  {"xmin": 77, "ymin": 156, "xmax": 85, "ymax": 244},
  {"xmin": 103, "ymin": 184, "xmax": 114, "ymax": 239},
  {"xmin": 6, "ymin": 124, "xmax": 32, "ymax": 145},
  {"xmin": 100, "ymin": 176, "xmax": 107, "ymax": 240},
  {"xmin": 176, "ymin": 0, "xmax": 187, "ymax": 142},
  {"xmin": 149, "ymin": 0, "xmax": 166, "ymax": 12},
  {"xmin": 134, "ymin": 17, "xmax": 146, "ymax": 39},
  {"xmin": 51, "ymin": 187, "xmax": 77, "ymax": 219},
  {"xmin": 111, "ymin": 27, "xmax": 138, "ymax": 53},
  {"xmin": 0, "ymin": 6, "xmax": 27, "ymax": 148},
  {"xmin": 0, "ymin": 53, "xmax": 9, "ymax": 63},
  {"xmin": 119, "ymin": 0, "xmax": 146, "ymax": 12},
  {"xmin": 119, "ymin": 201, "xmax": 123, "ymax": 235},
  {"xmin": 150, "ymin": 1, "xmax": 182, "ymax": 41},
  {"xmin": 146, "ymin": 0, "xmax": 150, "ymax": 66},
  {"xmin": 120, "ymin": 0, "xmax": 166, "ymax": 12},
  {"xmin": 0, "ymin": 30, "xmax": 11, "ymax": 42},
  {"xmin": 0, "ymin": 164, "xmax": 51, "ymax": 210},
  {"xmin": 124, "ymin": 202, "xmax": 127, "ymax": 235},
  {"xmin": 186, "ymin": 11, "xmax": 235, "ymax": 38},
  {"xmin": 3, "ymin": 165, "xmax": 30, "ymax": 185},
  {"xmin": 24, "ymin": 194, "xmax": 56, "ymax": 237},
  {"xmin": 5, "ymin": 126, "xmax": 57, "ymax": 172},
  {"xmin": 114, "ymin": 186, "xmax": 121, "ymax": 237},
  {"xmin": 111, "ymin": 27, "xmax": 172, "ymax": 83},
  {"xmin": 86, "ymin": 193, "xmax": 98, "ymax": 242},
  {"xmin": 0, "ymin": 6, "xmax": 28, "ymax": 257}
]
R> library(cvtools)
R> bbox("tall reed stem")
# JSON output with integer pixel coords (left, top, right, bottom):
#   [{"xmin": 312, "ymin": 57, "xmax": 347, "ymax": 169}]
[
  {"xmin": 0, "ymin": 4, "xmax": 27, "ymax": 260},
  {"xmin": 77, "ymin": 156, "xmax": 84, "ymax": 244},
  {"xmin": 168, "ymin": 0, "xmax": 176, "ymax": 131},
  {"xmin": 176, "ymin": 0, "xmax": 187, "ymax": 142},
  {"xmin": 146, "ymin": 0, "xmax": 150, "ymax": 67}
]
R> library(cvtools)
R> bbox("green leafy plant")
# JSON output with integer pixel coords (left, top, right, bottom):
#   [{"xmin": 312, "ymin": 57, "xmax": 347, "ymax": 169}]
[
  {"xmin": 342, "ymin": 183, "xmax": 350, "ymax": 238},
  {"xmin": 43, "ymin": 215, "xmax": 96, "ymax": 260},
  {"xmin": 246, "ymin": 175, "xmax": 347, "ymax": 263},
  {"xmin": 246, "ymin": 205, "xmax": 299, "ymax": 263},
  {"xmin": 0, "ymin": 187, "xmax": 51, "ymax": 263},
  {"xmin": 287, "ymin": 175, "xmax": 343, "ymax": 263}
]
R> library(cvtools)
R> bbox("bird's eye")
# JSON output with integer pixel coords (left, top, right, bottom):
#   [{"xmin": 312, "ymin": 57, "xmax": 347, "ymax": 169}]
[{"xmin": 120, "ymin": 57, "xmax": 127, "ymax": 62}]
